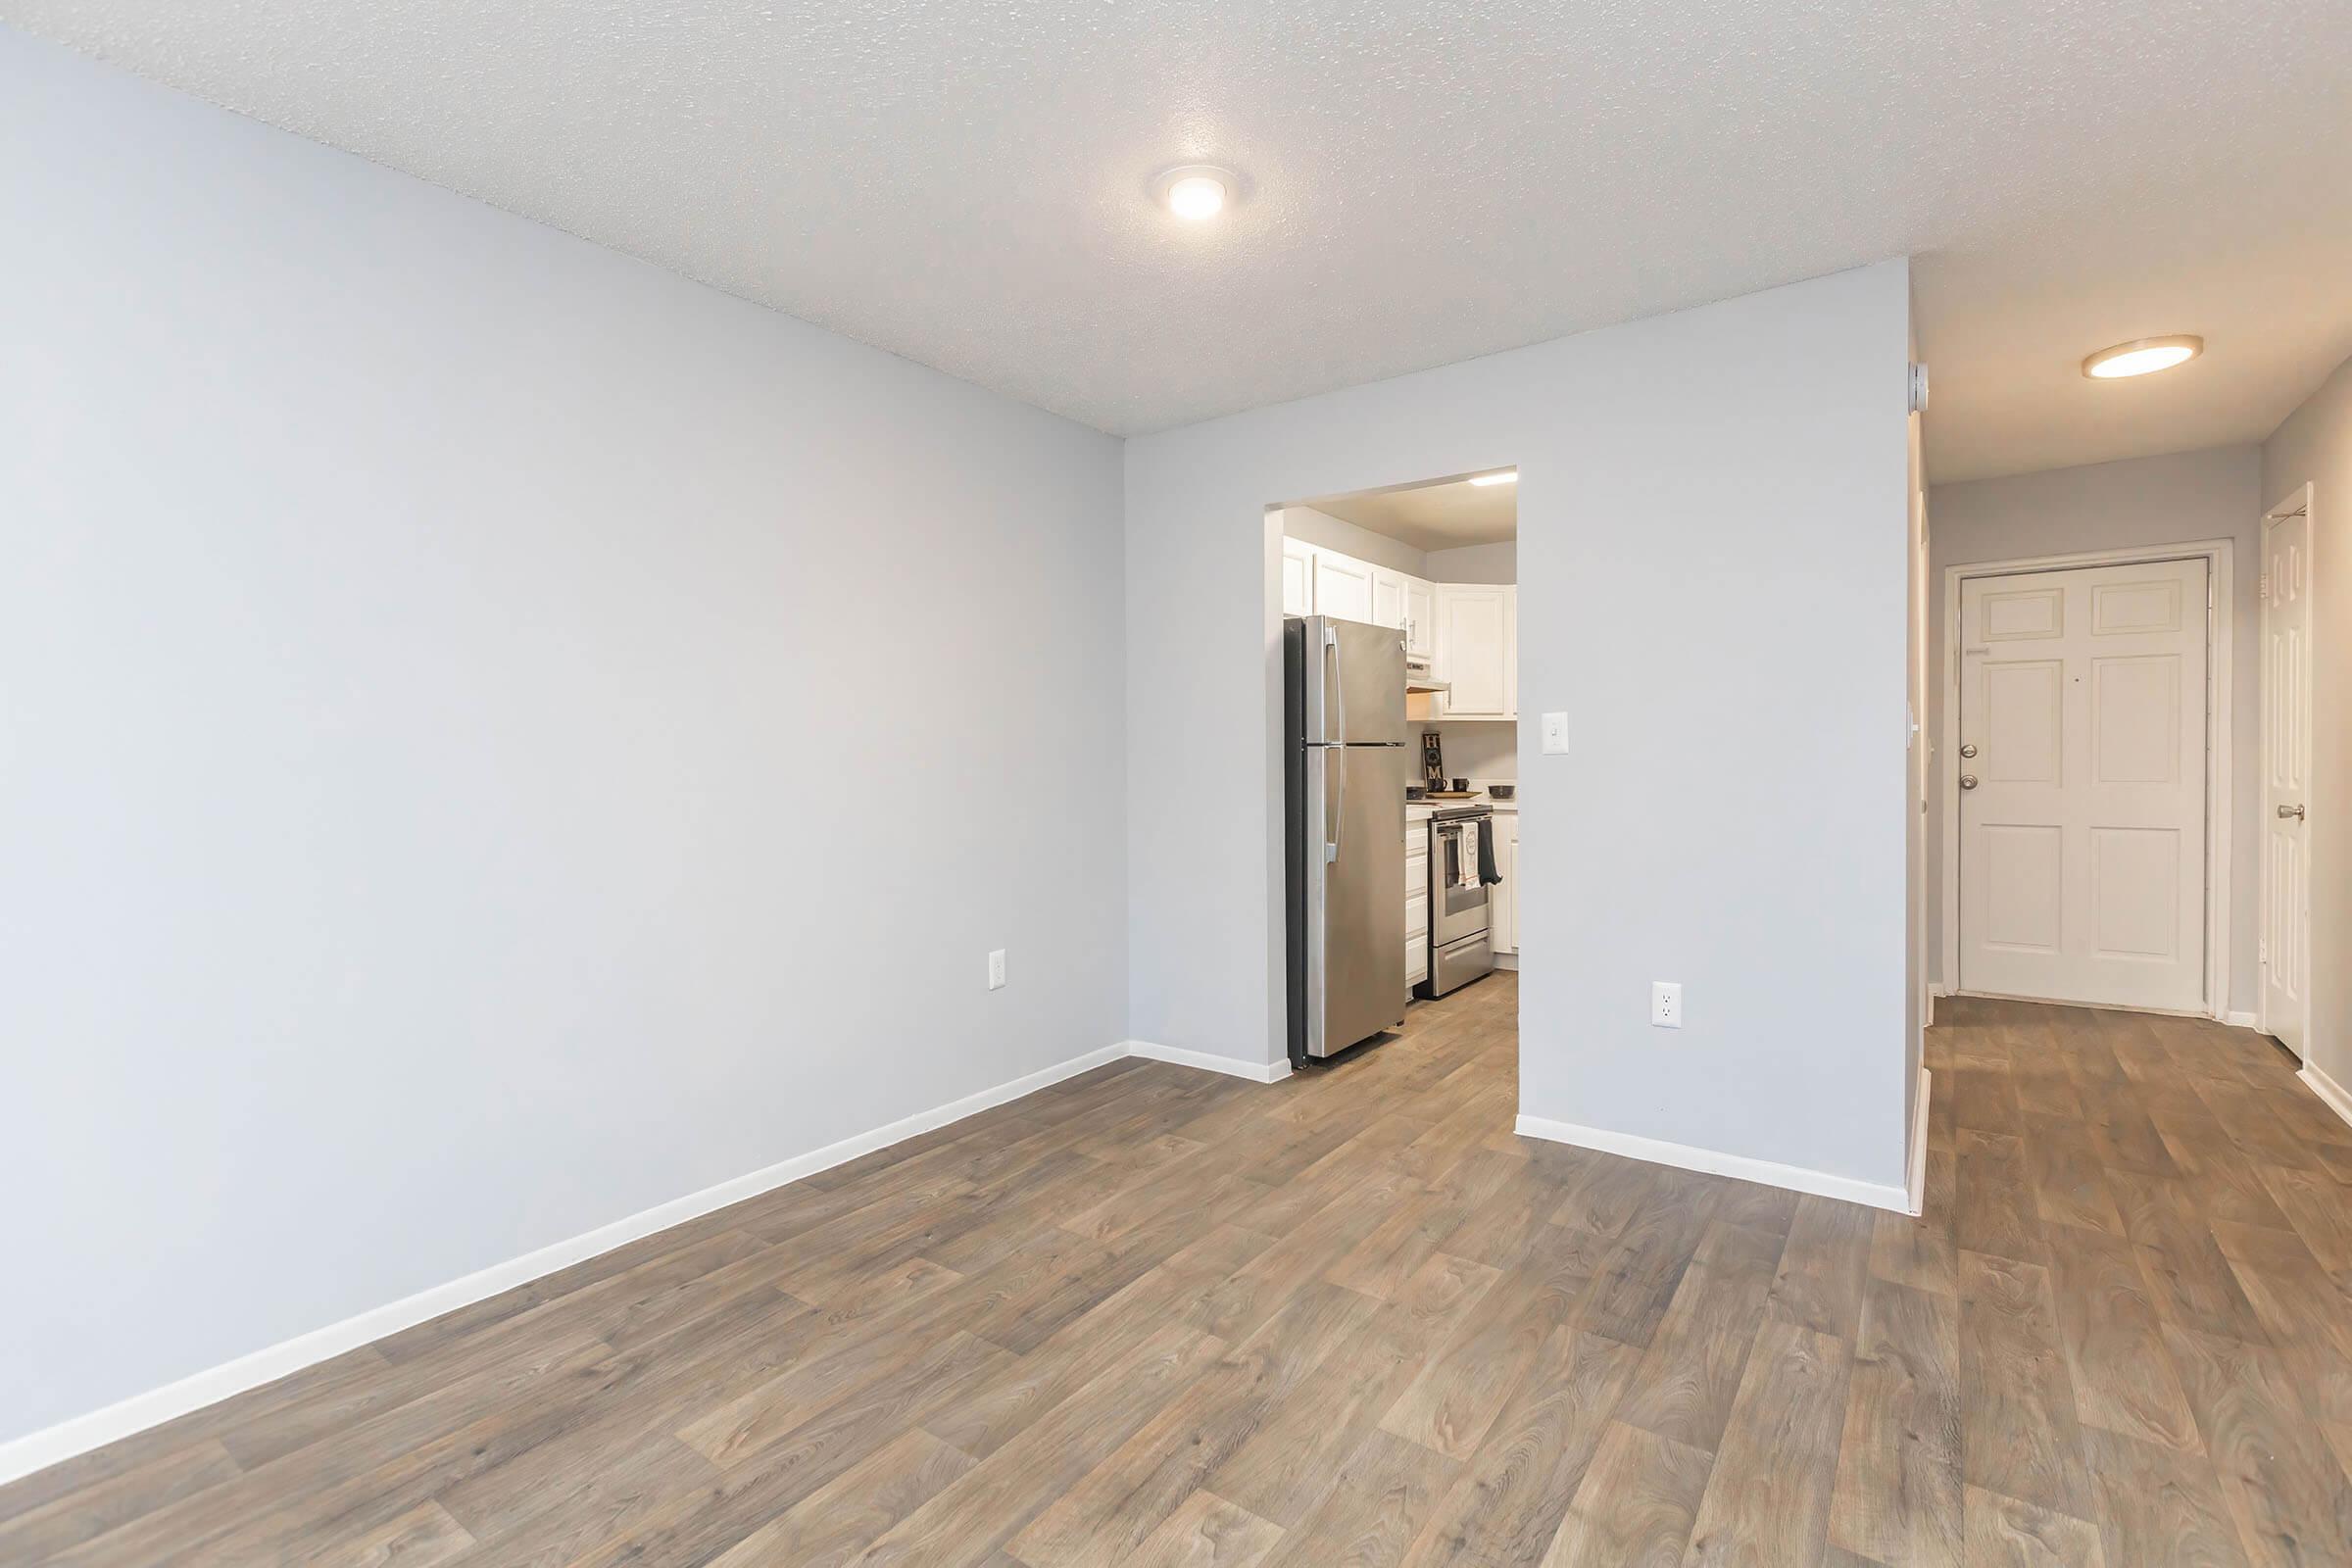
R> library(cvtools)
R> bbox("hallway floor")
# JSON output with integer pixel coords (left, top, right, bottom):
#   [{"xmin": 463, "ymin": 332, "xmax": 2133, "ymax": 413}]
[{"xmin": 5, "ymin": 977, "xmax": 2350, "ymax": 1565}]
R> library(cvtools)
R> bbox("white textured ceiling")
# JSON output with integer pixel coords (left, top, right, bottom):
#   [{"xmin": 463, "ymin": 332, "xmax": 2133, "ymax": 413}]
[
  {"xmin": 1312, "ymin": 476, "xmax": 1516, "ymax": 553},
  {"xmin": 8, "ymin": 3, "xmax": 2350, "ymax": 478}
]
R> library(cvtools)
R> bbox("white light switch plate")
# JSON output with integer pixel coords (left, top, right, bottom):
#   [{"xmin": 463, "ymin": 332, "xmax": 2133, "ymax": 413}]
[
  {"xmin": 1541, "ymin": 711, "xmax": 1570, "ymax": 755},
  {"xmin": 988, "ymin": 950, "xmax": 1006, "ymax": 990}
]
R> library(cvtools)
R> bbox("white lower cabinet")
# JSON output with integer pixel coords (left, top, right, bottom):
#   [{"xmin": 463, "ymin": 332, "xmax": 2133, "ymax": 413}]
[
  {"xmin": 1404, "ymin": 821, "xmax": 1429, "ymax": 987},
  {"xmin": 1489, "ymin": 812, "xmax": 1518, "ymax": 956}
]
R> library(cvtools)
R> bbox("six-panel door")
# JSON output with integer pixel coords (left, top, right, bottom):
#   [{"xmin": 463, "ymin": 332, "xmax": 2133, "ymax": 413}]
[{"xmin": 1958, "ymin": 558, "xmax": 2209, "ymax": 1011}]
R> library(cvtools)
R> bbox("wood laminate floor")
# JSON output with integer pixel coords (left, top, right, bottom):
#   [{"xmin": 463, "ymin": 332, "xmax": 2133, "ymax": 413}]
[{"xmin": 8, "ymin": 976, "xmax": 2352, "ymax": 1566}]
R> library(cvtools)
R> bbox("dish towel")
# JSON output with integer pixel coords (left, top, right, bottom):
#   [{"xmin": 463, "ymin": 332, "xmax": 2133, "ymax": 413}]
[
  {"xmin": 1477, "ymin": 819, "xmax": 1501, "ymax": 886},
  {"xmin": 1454, "ymin": 822, "xmax": 1481, "ymax": 889}
]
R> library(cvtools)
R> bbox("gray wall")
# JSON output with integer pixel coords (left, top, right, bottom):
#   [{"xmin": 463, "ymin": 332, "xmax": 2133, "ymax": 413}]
[
  {"xmin": 2261, "ymin": 356, "xmax": 2352, "ymax": 1097},
  {"xmin": 1925, "ymin": 447, "xmax": 2263, "ymax": 1011},
  {"xmin": 0, "ymin": 31, "xmax": 1126, "ymax": 1448},
  {"xmin": 1422, "ymin": 541, "xmax": 1517, "ymax": 584},
  {"xmin": 1126, "ymin": 262, "xmax": 1918, "ymax": 1193},
  {"xmin": 1279, "ymin": 506, "xmax": 1429, "ymax": 576}
]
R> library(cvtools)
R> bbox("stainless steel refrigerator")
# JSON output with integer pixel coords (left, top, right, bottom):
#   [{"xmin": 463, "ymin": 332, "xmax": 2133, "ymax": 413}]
[{"xmin": 1286, "ymin": 615, "xmax": 1411, "ymax": 1063}]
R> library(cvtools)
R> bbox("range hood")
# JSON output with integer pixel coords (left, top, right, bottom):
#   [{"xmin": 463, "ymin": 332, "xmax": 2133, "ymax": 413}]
[{"xmin": 1404, "ymin": 656, "xmax": 1447, "ymax": 694}]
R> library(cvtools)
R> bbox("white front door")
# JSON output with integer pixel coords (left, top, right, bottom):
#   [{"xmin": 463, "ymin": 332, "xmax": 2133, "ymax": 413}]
[
  {"xmin": 2260, "ymin": 500, "xmax": 2314, "ymax": 1057},
  {"xmin": 1958, "ymin": 558, "xmax": 2209, "ymax": 1011}
]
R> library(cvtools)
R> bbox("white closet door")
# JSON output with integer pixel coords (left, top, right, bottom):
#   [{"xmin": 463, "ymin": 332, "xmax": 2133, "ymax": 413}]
[
  {"xmin": 1958, "ymin": 558, "xmax": 2208, "ymax": 1011},
  {"xmin": 2260, "ymin": 506, "xmax": 2312, "ymax": 1056}
]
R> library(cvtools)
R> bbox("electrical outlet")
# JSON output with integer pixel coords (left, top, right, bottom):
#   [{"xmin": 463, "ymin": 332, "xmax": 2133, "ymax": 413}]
[
  {"xmin": 1650, "ymin": 981, "xmax": 1681, "ymax": 1028},
  {"xmin": 988, "ymin": 950, "xmax": 1006, "ymax": 990}
]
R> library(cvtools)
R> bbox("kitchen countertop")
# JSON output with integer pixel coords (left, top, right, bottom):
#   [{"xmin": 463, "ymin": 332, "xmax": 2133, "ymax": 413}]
[{"xmin": 1406, "ymin": 787, "xmax": 1517, "ymax": 820}]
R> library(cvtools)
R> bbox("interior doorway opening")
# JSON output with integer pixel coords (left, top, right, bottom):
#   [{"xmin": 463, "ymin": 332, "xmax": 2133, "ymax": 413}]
[{"xmin": 1271, "ymin": 466, "xmax": 1521, "ymax": 1073}]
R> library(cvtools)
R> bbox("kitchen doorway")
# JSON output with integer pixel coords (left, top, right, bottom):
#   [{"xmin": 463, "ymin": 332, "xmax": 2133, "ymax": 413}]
[{"xmin": 1272, "ymin": 466, "xmax": 1520, "ymax": 1070}]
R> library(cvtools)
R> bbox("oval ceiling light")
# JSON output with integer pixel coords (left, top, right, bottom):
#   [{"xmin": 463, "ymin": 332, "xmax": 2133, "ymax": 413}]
[
  {"xmin": 1468, "ymin": 469, "xmax": 1518, "ymax": 486},
  {"xmin": 1152, "ymin": 165, "xmax": 1240, "ymax": 221},
  {"xmin": 2082, "ymin": 335, "xmax": 2203, "ymax": 379}
]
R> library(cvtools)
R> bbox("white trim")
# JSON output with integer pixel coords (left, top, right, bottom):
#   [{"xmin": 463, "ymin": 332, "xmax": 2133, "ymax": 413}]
[
  {"xmin": 2256, "ymin": 483, "xmax": 2316, "ymax": 1056},
  {"xmin": 1512, "ymin": 1114, "xmax": 1912, "ymax": 1214},
  {"xmin": 1906, "ymin": 1068, "xmax": 1933, "ymax": 1217},
  {"xmin": 1938, "ymin": 539, "xmax": 2234, "ymax": 1018},
  {"xmin": 2224, "ymin": 1010, "xmax": 2260, "ymax": 1030},
  {"xmin": 0, "ymin": 1037, "xmax": 1159, "ymax": 1487},
  {"xmin": 2299, "ymin": 1061, "xmax": 2352, "ymax": 1134},
  {"xmin": 1121, "ymin": 1040, "xmax": 1294, "ymax": 1083}
]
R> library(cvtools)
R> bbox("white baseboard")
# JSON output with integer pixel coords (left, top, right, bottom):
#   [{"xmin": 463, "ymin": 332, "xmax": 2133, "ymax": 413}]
[
  {"xmin": 0, "ymin": 1037, "xmax": 1141, "ymax": 1488},
  {"xmin": 1927, "ymin": 983, "xmax": 1950, "ymax": 998},
  {"xmin": 1906, "ymin": 1067, "xmax": 1933, "ymax": 1217},
  {"xmin": 2301, "ymin": 1060, "xmax": 2352, "ymax": 1133},
  {"xmin": 2223, "ymin": 1009, "xmax": 2259, "ymax": 1029},
  {"xmin": 1513, "ymin": 1113, "xmax": 1913, "ymax": 1214},
  {"xmin": 1493, "ymin": 954, "xmax": 1520, "ymax": 971},
  {"xmin": 1121, "ymin": 1040, "xmax": 1293, "ymax": 1084}
]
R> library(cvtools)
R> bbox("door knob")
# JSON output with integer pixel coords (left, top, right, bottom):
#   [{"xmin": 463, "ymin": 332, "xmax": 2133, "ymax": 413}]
[
  {"xmin": 2278, "ymin": 803, "xmax": 2306, "ymax": 820},
  {"xmin": 1960, "ymin": 774, "xmax": 1979, "ymax": 791},
  {"xmin": 1959, "ymin": 743, "xmax": 1978, "ymax": 759}
]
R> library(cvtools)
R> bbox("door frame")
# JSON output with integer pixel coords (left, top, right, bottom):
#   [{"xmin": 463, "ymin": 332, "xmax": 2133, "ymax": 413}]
[
  {"xmin": 1938, "ymin": 538, "xmax": 2235, "ymax": 1018},
  {"xmin": 2257, "ymin": 484, "xmax": 2315, "ymax": 1052}
]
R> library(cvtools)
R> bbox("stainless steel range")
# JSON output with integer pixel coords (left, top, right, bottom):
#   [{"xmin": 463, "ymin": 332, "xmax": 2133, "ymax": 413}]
[{"xmin": 1419, "ymin": 806, "xmax": 1495, "ymax": 998}]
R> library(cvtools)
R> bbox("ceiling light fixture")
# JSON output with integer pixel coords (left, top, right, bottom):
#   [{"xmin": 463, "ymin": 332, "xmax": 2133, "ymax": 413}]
[
  {"xmin": 2082, "ymin": 335, "xmax": 2203, "ymax": 379},
  {"xmin": 1152, "ymin": 164, "xmax": 1240, "ymax": 221},
  {"xmin": 1468, "ymin": 469, "xmax": 1518, "ymax": 486}
]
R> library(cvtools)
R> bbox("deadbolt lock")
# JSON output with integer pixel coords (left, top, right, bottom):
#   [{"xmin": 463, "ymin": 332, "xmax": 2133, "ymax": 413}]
[{"xmin": 1959, "ymin": 743, "xmax": 1978, "ymax": 759}]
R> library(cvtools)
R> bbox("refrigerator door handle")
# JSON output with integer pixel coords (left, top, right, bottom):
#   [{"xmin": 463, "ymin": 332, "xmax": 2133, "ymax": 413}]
[
  {"xmin": 1324, "ymin": 621, "xmax": 1346, "ymax": 746},
  {"xmin": 1329, "ymin": 744, "xmax": 1346, "ymax": 862}
]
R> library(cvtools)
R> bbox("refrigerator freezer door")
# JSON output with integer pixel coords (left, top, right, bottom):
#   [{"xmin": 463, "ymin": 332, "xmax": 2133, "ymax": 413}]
[
  {"xmin": 1307, "ymin": 742, "xmax": 1410, "ymax": 1055},
  {"xmin": 1303, "ymin": 616, "xmax": 1409, "ymax": 747}
]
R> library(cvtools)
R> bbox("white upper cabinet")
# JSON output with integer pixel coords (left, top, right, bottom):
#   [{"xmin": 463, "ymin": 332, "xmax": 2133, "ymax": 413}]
[
  {"xmin": 1311, "ymin": 550, "xmax": 1375, "ymax": 623},
  {"xmin": 1403, "ymin": 577, "xmax": 1436, "ymax": 660},
  {"xmin": 1435, "ymin": 583, "xmax": 1515, "ymax": 718},
  {"xmin": 1280, "ymin": 537, "xmax": 1459, "ymax": 680},
  {"xmin": 1280, "ymin": 537, "xmax": 1317, "ymax": 617}
]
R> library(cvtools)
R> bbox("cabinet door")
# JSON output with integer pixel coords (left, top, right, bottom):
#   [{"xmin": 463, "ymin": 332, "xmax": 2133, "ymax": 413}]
[
  {"xmin": 1435, "ymin": 584, "xmax": 1511, "ymax": 716},
  {"xmin": 1403, "ymin": 577, "xmax": 1436, "ymax": 659},
  {"xmin": 1490, "ymin": 816, "xmax": 1518, "ymax": 954},
  {"xmin": 1405, "ymin": 824, "xmax": 1429, "ymax": 985},
  {"xmin": 1371, "ymin": 568, "xmax": 1407, "ymax": 631},
  {"xmin": 1313, "ymin": 551, "xmax": 1375, "ymax": 623},
  {"xmin": 1280, "ymin": 538, "xmax": 1316, "ymax": 617}
]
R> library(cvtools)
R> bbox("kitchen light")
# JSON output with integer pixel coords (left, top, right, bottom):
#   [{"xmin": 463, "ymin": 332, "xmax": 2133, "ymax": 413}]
[
  {"xmin": 1468, "ymin": 469, "xmax": 1518, "ymax": 486},
  {"xmin": 2082, "ymin": 335, "xmax": 2203, "ymax": 379},
  {"xmin": 1152, "ymin": 165, "xmax": 1240, "ymax": 221}
]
